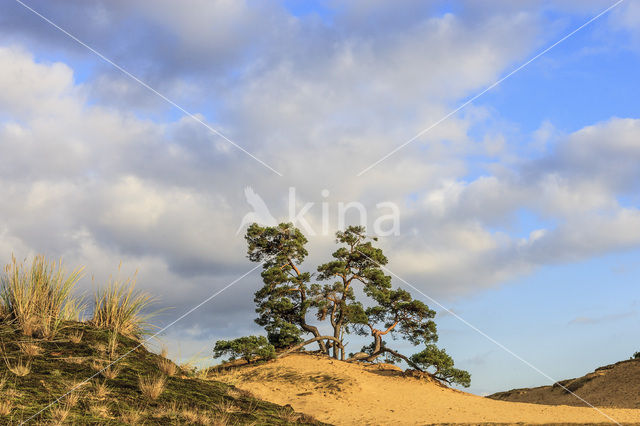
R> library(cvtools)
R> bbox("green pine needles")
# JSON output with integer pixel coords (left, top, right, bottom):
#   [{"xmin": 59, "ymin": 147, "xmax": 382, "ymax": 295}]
[
  {"xmin": 214, "ymin": 223, "xmax": 471, "ymax": 388},
  {"xmin": 213, "ymin": 336, "xmax": 276, "ymax": 363}
]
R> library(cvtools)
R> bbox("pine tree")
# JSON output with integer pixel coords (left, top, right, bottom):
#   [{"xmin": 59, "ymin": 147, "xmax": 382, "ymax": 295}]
[
  {"xmin": 246, "ymin": 223, "xmax": 326, "ymax": 352},
  {"xmin": 316, "ymin": 226, "xmax": 389, "ymax": 359}
]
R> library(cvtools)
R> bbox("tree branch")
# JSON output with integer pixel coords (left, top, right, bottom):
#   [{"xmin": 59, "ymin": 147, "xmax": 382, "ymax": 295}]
[
  {"xmin": 277, "ymin": 336, "xmax": 344, "ymax": 358},
  {"xmin": 364, "ymin": 347, "xmax": 424, "ymax": 373},
  {"xmin": 373, "ymin": 320, "xmax": 399, "ymax": 336},
  {"xmin": 287, "ymin": 258, "xmax": 301, "ymax": 276}
]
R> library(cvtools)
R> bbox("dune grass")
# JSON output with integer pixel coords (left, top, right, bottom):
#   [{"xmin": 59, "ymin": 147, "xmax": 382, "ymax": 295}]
[
  {"xmin": 119, "ymin": 407, "xmax": 144, "ymax": 424},
  {"xmin": 50, "ymin": 402, "xmax": 72, "ymax": 424},
  {"xmin": 139, "ymin": 374, "xmax": 167, "ymax": 400},
  {"xmin": 91, "ymin": 271, "xmax": 156, "ymax": 338},
  {"xmin": 0, "ymin": 399, "xmax": 12, "ymax": 416},
  {"xmin": 93, "ymin": 379, "xmax": 110, "ymax": 399},
  {"xmin": 17, "ymin": 340, "xmax": 42, "ymax": 357},
  {"xmin": 0, "ymin": 255, "xmax": 323, "ymax": 425},
  {"xmin": 68, "ymin": 330, "xmax": 83, "ymax": 344},
  {"xmin": 5, "ymin": 356, "xmax": 31, "ymax": 376},
  {"xmin": 0, "ymin": 255, "xmax": 84, "ymax": 339},
  {"xmin": 157, "ymin": 357, "xmax": 178, "ymax": 376}
]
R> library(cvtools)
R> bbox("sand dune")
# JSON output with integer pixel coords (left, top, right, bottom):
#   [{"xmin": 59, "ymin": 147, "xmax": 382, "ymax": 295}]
[
  {"xmin": 490, "ymin": 357, "xmax": 640, "ymax": 409},
  {"xmin": 214, "ymin": 353, "xmax": 640, "ymax": 425}
]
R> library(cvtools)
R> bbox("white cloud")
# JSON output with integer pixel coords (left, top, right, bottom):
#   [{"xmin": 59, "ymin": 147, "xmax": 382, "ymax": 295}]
[
  {"xmin": 0, "ymin": 47, "xmax": 78, "ymax": 118},
  {"xmin": 386, "ymin": 117, "xmax": 640, "ymax": 297},
  {"xmin": 0, "ymin": 2, "xmax": 639, "ymax": 362}
]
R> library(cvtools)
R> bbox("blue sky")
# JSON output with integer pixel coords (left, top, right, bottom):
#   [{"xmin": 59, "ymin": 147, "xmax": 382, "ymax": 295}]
[{"xmin": 0, "ymin": 0, "xmax": 639, "ymax": 396}]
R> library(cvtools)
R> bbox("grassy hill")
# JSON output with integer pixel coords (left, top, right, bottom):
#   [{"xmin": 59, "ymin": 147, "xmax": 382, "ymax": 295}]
[
  {"xmin": 488, "ymin": 357, "xmax": 640, "ymax": 409},
  {"xmin": 0, "ymin": 321, "xmax": 325, "ymax": 424}
]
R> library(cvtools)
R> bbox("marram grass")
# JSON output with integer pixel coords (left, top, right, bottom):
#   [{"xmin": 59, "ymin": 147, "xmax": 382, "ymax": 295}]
[
  {"xmin": 0, "ymin": 255, "xmax": 84, "ymax": 339},
  {"xmin": 91, "ymin": 270, "xmax": 157, "ymax": 338}
]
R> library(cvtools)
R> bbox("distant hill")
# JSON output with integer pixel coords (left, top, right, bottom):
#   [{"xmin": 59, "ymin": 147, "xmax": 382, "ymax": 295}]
[
  {"xmin": 212, "ymin": 352, "xmax": 640, "ymax": 425},
  {"xmin": 489, "ymin": 358, "xmax": 640, "ymax": 409},
  {"xmin": 0, "ymin": 321, "xmax": 323, "ymax": 424}
]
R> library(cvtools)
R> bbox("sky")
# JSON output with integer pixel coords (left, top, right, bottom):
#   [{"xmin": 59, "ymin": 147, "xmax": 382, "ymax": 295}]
[{"xmin": 0, "ymin": 0, "xmax": 639, "ymax": 396}]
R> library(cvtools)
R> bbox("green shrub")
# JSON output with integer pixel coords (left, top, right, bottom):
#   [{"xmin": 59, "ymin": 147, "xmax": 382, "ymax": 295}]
[
  {"xmin": 213, "ymin": 336, "xmax": 275, "ymax": 363},
  {"xmin": 410, "ymin": 344, "xmax": 471, "ymax": 387},
  {"xmin": 633, "ymin": 351, "xmax": 640, "ymax": 359}
]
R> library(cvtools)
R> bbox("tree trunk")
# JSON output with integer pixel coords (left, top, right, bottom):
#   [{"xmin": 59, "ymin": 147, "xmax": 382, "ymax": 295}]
[
  {"xmin": 277, "ymin": 336, "xmax": 344, "ymax": 358},
  {"xmin": 332, "ymin": 324, "xmax": 341, "ymax": 359},
  {"xmin": 301, "ymin": 323, "xmax": 328, "ymax": 354},
  {"xmin": 373, "ymin": 333, "xmax": 381, "ymax": 354}
]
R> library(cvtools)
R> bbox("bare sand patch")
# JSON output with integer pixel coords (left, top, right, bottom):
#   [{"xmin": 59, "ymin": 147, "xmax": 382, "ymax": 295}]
[{"xmin": 215, "ymin": 353, "xmax": 640, "ymax": 425}]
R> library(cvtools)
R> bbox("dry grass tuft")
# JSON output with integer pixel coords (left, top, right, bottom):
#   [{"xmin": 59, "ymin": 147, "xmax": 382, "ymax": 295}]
[
  {"xmin": 89, "ymin": 403, "xmax": 110, "ymax": 418},
  {"xmin": 152, "ymin": 400, "xmax": 179, "ymax": 418},
  {"xmin": 211, "ymin": 412, "xmax": 231, "ymax": 426},
  {"xmin": 160, "ymin": 344, "xmax": 168, "ymax": 358},
  {"xmin": 91, "ymin": 342, "xmax": 107, "ymax": 354},
  {"xmin": 93, "ymin": 379, "xmax": 110, "ymax": 399},
  {"xmin": 157, "ymin": 357, "xmax": 177, "ymax": 376},
  {"xmin": 120, "ymin": 408, "xmax": 144, "ymax": 424},
  {"xmin": 181, "ymin": 407, "xmax": 200, "ymax": 423},
  {"xmin": 0, "ymin": 399, "xmax": 12, "ymax": 416},
  {"xmin": 17, "ymin": 340, "xmax": 42, "ymax": 356},
  {"xmin": 65, "ymin": 391, "xmax": 81, "ymax": 408},
  {"xmin": 91, "ymin": 269, "xmax": 156, "ymax": 338},
  {"xmin": 69, "ymin": 330, "xmax": 83, "ymax": 344},
  {"xmin": 0, "ymin": 372, "xmax": 23, "ymax": 398},
  {"xmin": 66, "ymin": 378, "xmax": 90, "ymax": 392},
  {"xmin": 3, "ymin": 388, "xmax": 21, "ymax": 399},
  {"xmin": 181, "ymin": 407, "xmax": 216, "ymax": 425},
  {"xmin": 215, "ymin": 399, "xmax": 240, "ymax": 414},
  {"xmin": 92, "ymin": 359, "xmax": 122, "ymax": 380},
  {"xmin": 50, "ymin": 403, "xmax": 72, "ymax": 424},
  {"xmin": 0, "ymin": 255, "xmax": 84, "ymax": 339},
  {"xmin": 101, "ymin": 364, "xmax": 121, "ymax": 380},
  {"xmin": 138, "ymin": 374, "xmax": 166, "ymax": 400},
  {"xmin": 278, "ymin": 407, "xmax": 301, "ymax": 422},
  {"xmin": 5, "ymin": 356, "xmax": 31, "ymax": 376}
]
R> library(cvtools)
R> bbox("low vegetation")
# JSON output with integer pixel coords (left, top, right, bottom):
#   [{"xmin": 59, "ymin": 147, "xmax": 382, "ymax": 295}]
[
  {"xmin": 157, "ymin": 356, "xmax": 178, "ymax": 376},
  {"xmin": 138, "ymin": 374, "xmax": 167, "ymax": 400},
  {"xmin": 0, "ymin": 255, "xmax": 322, "ymax": 424},
  {"xmin": 0, "ymin": 255, "xmax": 84, "ymax": 339},
  {"xmin": 213, "ymin": 335, "xmax": 276, "ymax": 364},
  {"xmin": 5, "ymin": 356, "xmax": 31, "ymax": 377},
  {"xmin": 410, "ymin": 345, "xmax": 471, "ymax": 387},
  {"xmin": 91, "ymin": 270, "xmax": 156, "ymax": 338}
]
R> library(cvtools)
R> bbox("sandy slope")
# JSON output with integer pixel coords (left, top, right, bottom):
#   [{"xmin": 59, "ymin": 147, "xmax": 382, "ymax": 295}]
[
  {"xmin": 489, "ymin": 358, "xmax": 640, "ymax": 409},
  {"xmin": 214, "ymin": 353, "xmax": 640, "ymax": 425}
]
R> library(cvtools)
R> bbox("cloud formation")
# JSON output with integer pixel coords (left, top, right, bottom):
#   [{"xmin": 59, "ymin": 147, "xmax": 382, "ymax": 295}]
[{"xmin": 0, "ymin": 1, "xmax": 638, "ymax": 354}]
